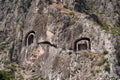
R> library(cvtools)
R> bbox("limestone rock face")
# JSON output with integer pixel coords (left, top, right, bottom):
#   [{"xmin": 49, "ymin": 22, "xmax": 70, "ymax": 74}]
[{"xmin": 0, "ymin": 0, "xmax": 120, "ymax": 80}]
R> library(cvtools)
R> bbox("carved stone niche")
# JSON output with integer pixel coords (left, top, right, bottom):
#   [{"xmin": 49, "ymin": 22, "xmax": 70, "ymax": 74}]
[{"xmin": 74, "ymin": 37, "xmax": 91, "ymax": 51}]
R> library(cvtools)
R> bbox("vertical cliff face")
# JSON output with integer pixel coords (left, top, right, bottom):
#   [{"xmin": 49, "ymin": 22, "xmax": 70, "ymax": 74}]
[{"xmin": 0, "ymin": 0, "xmax": 120, "ymax": 80}]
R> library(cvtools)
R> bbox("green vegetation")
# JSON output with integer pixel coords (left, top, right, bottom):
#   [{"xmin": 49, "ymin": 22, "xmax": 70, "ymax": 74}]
[
  {"xmin": 3, "ymin": 48, "xmax": 9, "ymax": 54},
  {"xmin": 117, "ymin": 38, "xmax": 120, "ymax": 47},
  {"xmin": 5, "ymin": 60, "xmax": 11, "ymax": 65},
  {"xmin": 103, "ymin": 50, "xmax": 109, "ymax": 55},
  {"xmin": 90, "ymin": 70, "xmax": 94, "ymax": 74},
  {"xmin": 110, "ymin": 27, "xmax": 120, "ymax": 36},
  {"xmin": 101, "ymin": 21, "xmax": 110, "ymax": 32},
  {"xmin": 84, "ymin": 52, "xmax": 89, "ymax": 58},
  {"xmin": 13, "ymin": 0, "xmax": 21, "ymax": 10},
  {"xmin": 69, "ymin": 11, "xmax": 75, "ymax": 15},
  {"xmin": 21, "ymin": 67, "xmax": 26, "ymax": 70},
  {"xmin": 70, "ymin": 19, "xmax": 75, "ymax": 25},
  {"xmin": 95, "ymin": 18, "xmax": 120, "ymax": 48},
  {"xmin": 63, "ymin": 5, "xmax": 68, "ymax": 9},
  {"xmin": 110, "ymin": 27, "xmax": 120, "ymax": 47},
  {"xmin": 96, "ymin": 57, "xmax": 108, "ymax": 66},
  {"xmin": 18, "ymin": 74, "xmax": 24, "ymax": 80},
  {"xmin": 104, "ymin": 64, "xmax": 110, "ymax": 73},
  {"xmin": 37, "ymin": 76, "xmax": 49, "ymax": 80},
  {"xmin": 87, "ymin": 1, "xmax": 94, "ymax": 11},
  {"xmin": 118, "ymin": 1, "xmax": 120, "ymax": 8},
  {"xmin": 19, "ymin": 21, "xmax": 24, "ymax": 29},
  {"xmin": 96, "ymin": 70, "xmax": 100, "ymax": 73},
  {"xmin": 46, "ymin": 0, "xmax": 52, "ymax": 4},
  {"xmin": 67, "ymin": 51, "xmax": 72, "ymax": 55},
  {"xmin": 71, "ymin": 2, "xmax": 74, "ymax": 5},
  {"xmin": 69, "ymin": 7, "xmax": 73, "ymax": 11},
  {"xmin": 99, "ymin": 9, "xmax": 105, "ymax": 14},
  {"xmin": 90, "ymin": 70, "xmax": 95, "ymax": 76},
  {"xmin": 0, "ymin": 70, "xmax": 15, "ymax": 80},
  {"xmin": 110, "ymin": 77, "xmax": 119, "ymax": 80},
  {"xmin": 7, "ymin": 64, "xmax": 17, "ymax": 72},
  {"xmin": 107, "ymin": 26, "xmax": 120, "ymax": 47},
  {"xmin": 0, "ymin": 39, "xmax": 3, "ymax": 43},
  {"xmin": 61, "ymin": 77, "xmax": 66, "ymax": 80}
]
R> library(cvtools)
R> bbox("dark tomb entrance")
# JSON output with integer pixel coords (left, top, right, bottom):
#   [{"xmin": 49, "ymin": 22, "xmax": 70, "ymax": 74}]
[
  {"xmin": 74, "ymin": 37, "xmax": 91, "ymax": 51},
  {"xmin": 24, "ymin": 31, "xmax": 35, "ymax": 46},
  {"xmin": 78, "ymin": 42, "xmax": 87, "ymax": 50},
  {"xmin": 28, "ymin": 34, "xmax": 34, "ymax": 45}
]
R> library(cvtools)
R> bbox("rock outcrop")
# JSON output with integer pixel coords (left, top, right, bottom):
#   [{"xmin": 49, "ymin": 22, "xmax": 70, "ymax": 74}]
[{"xmin": 0, "ymin": 0, "xmax": 120, "ymax": 80}]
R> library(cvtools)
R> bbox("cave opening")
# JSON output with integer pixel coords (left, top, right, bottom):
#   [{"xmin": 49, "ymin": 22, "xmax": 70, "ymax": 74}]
[
  {"xmin": 24, "ymin": 31, "xmax": 35, "ymax": 46},
  {"xmin": 28, "ymin": 34, "xmax": 34, "ymax": 46},
  {"xmin": 74, "ymin": 37, "xmax": 91, "ymax": 51},
  {"xmin": 78, "ymin": 42, "xmax": 87, "ymax": 50}
]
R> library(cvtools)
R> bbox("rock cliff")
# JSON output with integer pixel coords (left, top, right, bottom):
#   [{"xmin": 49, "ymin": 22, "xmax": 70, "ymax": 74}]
[{"xmin": 0, "ymin": 0, "xmax": 120, "ymax": 80}]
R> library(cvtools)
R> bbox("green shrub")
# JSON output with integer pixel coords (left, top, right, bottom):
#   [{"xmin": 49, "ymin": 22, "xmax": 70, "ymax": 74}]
[
  {"xmin": 0, "ymin": 70, "xmax": 15, "ymax": 80},
  {"xmin": 102, "ymin": 22, "xmax": 109, "ymax": 31},
  {"xmin": 3, "ymin": 48, "xmax": 9, "ymax": 54},
  {"xmin": 69, "ymin": 11, "xmax": 74, "ymax": 15},
  {"xmin": 5, "ymin": 60, "xmax": 11, "ymax": 65},
  {"xmin": 117, "ymin": 38, "xmax": 120, "ymax": 47},
  {"xmin": 90, "ymin": 70, "xmax": 95, "ymax": 76},
  {"xmin": 46, "ymin": 0, "xmax": 52, "ymax": 4},
  {"xmin": 70, "ymin": 19, "xmax": 75, "ymax": 25},
  {"xmin": 37, "ymin": 76, "xmax": 49, "ymax": 80},
  {"xmin": 19, "ymin": 74, "xmax": 24, "ymax": 80},
  {"xmin": 96, "ymin": 57, "xmax": 108, "ymax": 66},
  {"xmin": 67, "ymin": 51, "xmax": 72, "ymax": 55},
  {"xmin": 0, "ymin": 39, "xmax": 3, "ymax": 43},
  {"xmin": 103, "ymin": 50, "xmax": 109, "ymax": 55},
  {"xmin": 104, "ymin": 64, "xmax": 110, "ymax": 73},
  {"xmin": 110, "ymin": 77, "xmax": 119, "ymax": 80},
  {"xmin": 19, "ymin": 21, "xmax": 24, "ymax": 28},
  {"xmin": 102, "ymin": 24, "xmax": 109, "ymax": 31},
  {"xmin": 110, "ymin": 27, "xmax": 120, "ymax": 36},
  {"xmin": 96, "ymin": 70, "xmax": 100, "ymax": 73},
  {"xmin": 61, "ymin": 77, "xmax": 65, "ymax": 80},
  {"xmin": 8, "ymin": 65, "xmax": 17, "ymax": 72},
  {"xmin": 84, "ymin": 53, "xmax": 90, "ymax": 58},
  {"xmin": 7, "ymin": 64, "xmax": 17, "ymax": 72},
  {"xmin": 90, "ymin": 70, "xmax": 94, "ymax": 74},
  {"xmin": 99, "ymin": 10, "xmax": 105, "ymax": 14},
  {"xmin": 63, "ymin": 5, "xmax": 68, "ymax": 9}
]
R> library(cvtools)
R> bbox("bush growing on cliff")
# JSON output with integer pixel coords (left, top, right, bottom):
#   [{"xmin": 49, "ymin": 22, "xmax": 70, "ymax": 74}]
[
  {"xmin": 46, "ymin": 0, "xmax": 52, "ymax": 4},
  {"xmin": 67, "ymin": 51, "xmax": 72, "ymax": 55},
  {"xmin": 103, "ymin": 50, "xmax": 109, "ymax": 55},
  {"xmin": 0, "ymin": 70, "xmax": 15, "ymax": 80},
  {"xmin": 96, "ymin": 57, "xmax": 108, "ymax": 66},
  {"xmin": 64, "ymin": 5, "xmax": 68, "ymax": 9},
  {"xmin": 102, "ymin": 22, "xmax": 109, "ymax": 31},
  {"xmin": 37, "ymin": 76, "xmax": 49, "ymax": 80},
  {"xmin": 70, "ymin": 19, "xmax": 75, "ymax": 25},
  {"xmin": 69, "ymin": 11, "xmax": 75, "ymax": 15},
  {"xmin": 117, "ymin": 38, "xmax": 120, "ymax": 47},
  {"xmin": 7, "ymin": 64, "xmax": 17, "ymax": 72},
  {"xmin": 104, "ymin": 64, "xmax": 110, "ymax": 73}
]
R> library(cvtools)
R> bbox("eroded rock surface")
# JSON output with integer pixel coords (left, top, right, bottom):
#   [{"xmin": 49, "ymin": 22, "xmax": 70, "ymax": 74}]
[{"xmin": 0, "ymin": 0, "xmax": 120, "ymax": 80}]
